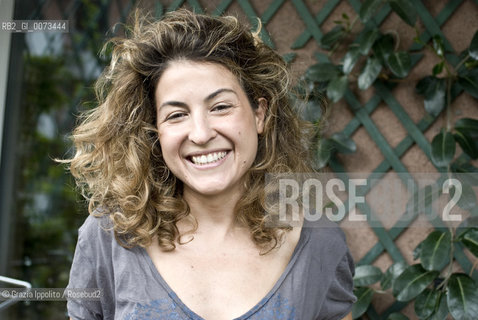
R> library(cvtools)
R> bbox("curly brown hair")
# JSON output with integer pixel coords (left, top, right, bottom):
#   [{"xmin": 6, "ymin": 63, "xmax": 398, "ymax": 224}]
[{"xmin": 64, "ymin": 9, "xmax": 315, "ymax": 252}]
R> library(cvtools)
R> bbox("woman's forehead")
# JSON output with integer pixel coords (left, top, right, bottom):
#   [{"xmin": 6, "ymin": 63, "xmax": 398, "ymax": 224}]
[{"xmin": 155, "ymin": 60, "xmax": 246, "ymax": 102}]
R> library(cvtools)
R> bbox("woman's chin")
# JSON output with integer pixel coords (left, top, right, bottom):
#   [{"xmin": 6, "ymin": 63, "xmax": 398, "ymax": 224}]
[{"xmin": 184, "ymin": 181, "xmax": 236, "ymax": 198}]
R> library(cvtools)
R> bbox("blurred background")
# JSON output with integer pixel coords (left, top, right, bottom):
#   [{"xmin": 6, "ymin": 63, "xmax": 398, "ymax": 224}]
[{"xmin": 0, "ymin": 0, "xmax": 477, "ymax": 319}]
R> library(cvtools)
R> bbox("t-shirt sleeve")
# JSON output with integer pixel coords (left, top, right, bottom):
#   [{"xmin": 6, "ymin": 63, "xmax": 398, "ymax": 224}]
[
  {"xmin": 321, "ymin": 249, "xmax": 357, "ymax": 320},
  {"xmin": 66, "ymin": 215, "xmax": 115, "ymax": 320}
]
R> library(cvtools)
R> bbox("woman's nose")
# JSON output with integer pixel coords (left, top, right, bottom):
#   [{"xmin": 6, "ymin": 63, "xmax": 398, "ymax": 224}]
[{"xmin": 188, "ymin": 114, "xmax": 216, "ymax": 145}]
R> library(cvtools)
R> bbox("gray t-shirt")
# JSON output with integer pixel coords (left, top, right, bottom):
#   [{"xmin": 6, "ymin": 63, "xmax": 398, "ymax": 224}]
[{"xmin": 67, "ymin": 215, "xmax": 356, "ymax": 320}]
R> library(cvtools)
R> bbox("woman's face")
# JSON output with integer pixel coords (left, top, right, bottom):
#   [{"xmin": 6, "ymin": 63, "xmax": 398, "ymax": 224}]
[{"xmin": 155, "ymin": 60, "xmax": 265, "ymax": 198}]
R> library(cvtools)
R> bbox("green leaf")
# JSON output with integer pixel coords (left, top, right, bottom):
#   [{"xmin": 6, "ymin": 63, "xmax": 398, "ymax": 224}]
[
  {"xmin": 343, "ymin": 47, "xmax": 361, "ymax": 74},
  {"xmin": 381, "ymin": 261, "xmax": 407, "ymax": 290},
  {"xmin": 416, "ymin": 76, "xmax": 446, "ymax": 117},
  {"xmin": 358, "ymin": 57, "xmax": 382, "ymax": 90},
  {"xmin": 462, "ymin": 229, "xmax": 478, "ymax": 257},
  {"xmin": 329, "ymin": 132, "xmax": 356, "ymax": 153},
  {"xmin": 358, "ymin": 28, "xmax": 380, "ymax": 55},
  {"xmin": 326, "ymin": 75, "xmax": 348, "ymax": 103},
  {"xmin": 432, "ymin": 35, "xmax": 445, "ymax": 57},
  {"xmin": 315, "ymin": 139, "xmax": 332, "ymax": 169},
  {"xmin": 415, "ymin": 289, "xmax": 440, "ymax": 319},
  {"xmin": 413, "ymin": 242, "xmax": 423, "ymax": 260},
  {"xmin": 386, "ymin": 51, "xmax": 411, "ymax": 78},
  {"xmin": 320, "ymin": 25, "xmax": 345, "ymax": 50},
  {"xmin": 389, "ymin": 0, "xmax": 417, "ymax": 26},
  {"xmin": 352, "ymin": 287, "xmax": 374, "ymax": 319},
  {"xmin": 451, "ymin": 159, "xmax": 478, "ymax": 175},
  {"xmin": 457, "ymin": 217, "xmax": 478, "ymax": 240},
  {"xmin": 455, "ymin": 118, "xmax": 478, "ymax": 140},
  {"xmin": 354, "ymin": 265, "xmax": 383, "ymax": 286},
  {"xmin": 419, "ymin": 230, "xmax": 451, "ymax": 271},
  {"xmin": 431, "ymin": 129, "xmax": 456, "ymax": 167},
  {"xmin": 454, "ymin": 130, "xmax": 478, "ymax": 159},
  {"xmin": 429, "ymin": 292, "xmax": 449, "ymax": 320},
  {"xmin": 387, "ymin": 313, "xmax": 409, "ymax": 320},
  {"xmin": 359, "ymin": 0, "xmax": 383, "ymax": 23},
  {"xmin": 458, "ymin": 68, "xmax": 478, "ymax": 99},
  {"xmin": 301, "ymin": 98, "xmax": 323, "ymax": 123},
  {"xmin": 433, "ymin": 61, "xmax": 444, "ymax": 76},
  {"xmin": 306, "ymin": 63, "xmax": 340, "ymax": 82},
  {"xmin": 447, "ymin": 274, "xmax": 478, "ymax": 320},
  {"xmin": 450, "ymin": 179, "xmax": 477, "ymax": 211},
  {"xmin": 373, "ymin": 34, "xmax": 394, "ymax": 65},
  {"xmin": 469, "ymin": 30, "xmax": 478, "ymax": 60},
  {"xmin": 416, "ymin": 76, "xmax": 433, "ymax": 95},
  {"xmin": 392, "ymin": 264, "xmax": 439, "ymax": 301},
  {"xmin": 465, "ymin": 60, "xmax": 478, "ymax": 69}
]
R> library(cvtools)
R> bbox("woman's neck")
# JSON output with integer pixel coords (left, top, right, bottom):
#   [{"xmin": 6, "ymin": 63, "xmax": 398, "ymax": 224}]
[{"xmin": 181, "ymin": 186, "xmax": 245, "ymax": 240}]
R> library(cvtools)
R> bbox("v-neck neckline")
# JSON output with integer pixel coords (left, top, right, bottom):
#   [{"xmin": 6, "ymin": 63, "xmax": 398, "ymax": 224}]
[{"xmin": 139, "ymin": 224, "xmax": 311, "ymax": 319}]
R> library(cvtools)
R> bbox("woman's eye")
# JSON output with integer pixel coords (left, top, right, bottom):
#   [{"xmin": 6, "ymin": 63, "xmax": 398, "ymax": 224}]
[
  {"xmin": 166, "ymin": 112, "xmax": 187, "ymax": 121},
  {"xmin": 212, "ymin": 104, "xmax": 232, "ymax": 112}
]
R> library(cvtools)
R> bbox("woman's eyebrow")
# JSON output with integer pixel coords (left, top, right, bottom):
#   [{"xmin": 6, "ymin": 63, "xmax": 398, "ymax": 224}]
[
  {"xmin": 159, "ymin": 100, "xmax": 187, "ymax": 109},
  {"xmin": 159, "ymin": 88, "xmax": 236, "ymax": 109},
  {"xmin": 205, "ymin": 88, "xmax": 236, "ymax": 101}
]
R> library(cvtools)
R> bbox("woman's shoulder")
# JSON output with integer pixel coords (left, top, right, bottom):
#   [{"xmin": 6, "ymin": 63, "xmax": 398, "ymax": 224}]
[
  {"xmin": 68, "ymin": 214, "xmax": 119, "ymax": 319},
  {"xmin": 299, "ymin": 215, "xmax": 351, "ymax": 267},
  {"xmin": 302, "ymin": 216, "xmax": 347, "ymax": 246},
  {"xmin": 76, "ymin": 213, "xmax": 116, "ymax": 250}
]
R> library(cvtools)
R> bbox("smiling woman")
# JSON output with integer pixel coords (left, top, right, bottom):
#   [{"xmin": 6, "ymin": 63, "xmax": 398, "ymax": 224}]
[
  {"xmin": 156, "ymin": 61, "xmax": 265, "ymax": 199},
  {"xmin": 62, "ymin": 9, "xmax": 356, "ymax": 320}
]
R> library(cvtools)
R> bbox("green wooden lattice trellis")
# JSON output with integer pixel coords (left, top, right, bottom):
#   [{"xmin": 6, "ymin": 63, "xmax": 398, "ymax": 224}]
[{"xmin": 16, "ymin": 0, "xmax": 478, "ymax": 318}]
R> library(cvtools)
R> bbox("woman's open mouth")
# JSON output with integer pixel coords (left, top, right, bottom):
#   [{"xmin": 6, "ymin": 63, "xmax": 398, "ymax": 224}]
[{"xmin": 188, "ymin": 151, "xmax": 229, "ymax": 166}]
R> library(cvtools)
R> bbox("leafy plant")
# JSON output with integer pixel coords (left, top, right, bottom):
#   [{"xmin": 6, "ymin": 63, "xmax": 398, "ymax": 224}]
[
  {"xmin": 297, "ymin": 0, "xmax": 478, "ymax": 318},
  {"xmin": 302, "ymin": 2, "xmax": 478, "ymax": 173},
  {"xmin": 351, "ymin": 224, "xmax": 478, "ymax": 320}
]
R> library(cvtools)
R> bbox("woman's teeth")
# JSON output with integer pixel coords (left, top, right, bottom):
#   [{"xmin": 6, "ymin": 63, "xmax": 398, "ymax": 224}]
[{"xmin": 191, "ymin": 151, "xmax": 227, "ymax": 165}]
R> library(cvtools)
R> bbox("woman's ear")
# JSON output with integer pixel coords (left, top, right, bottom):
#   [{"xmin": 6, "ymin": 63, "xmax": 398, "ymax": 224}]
[{"xmin": 255, "ymin": 98, "xmax": 267, "ymax": 134}]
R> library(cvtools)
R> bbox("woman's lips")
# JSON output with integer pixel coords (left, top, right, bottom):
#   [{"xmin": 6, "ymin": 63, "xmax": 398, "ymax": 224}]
[{"xmin": 187, "ymin": 150, "xmax": 231, "ymax": 168}]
